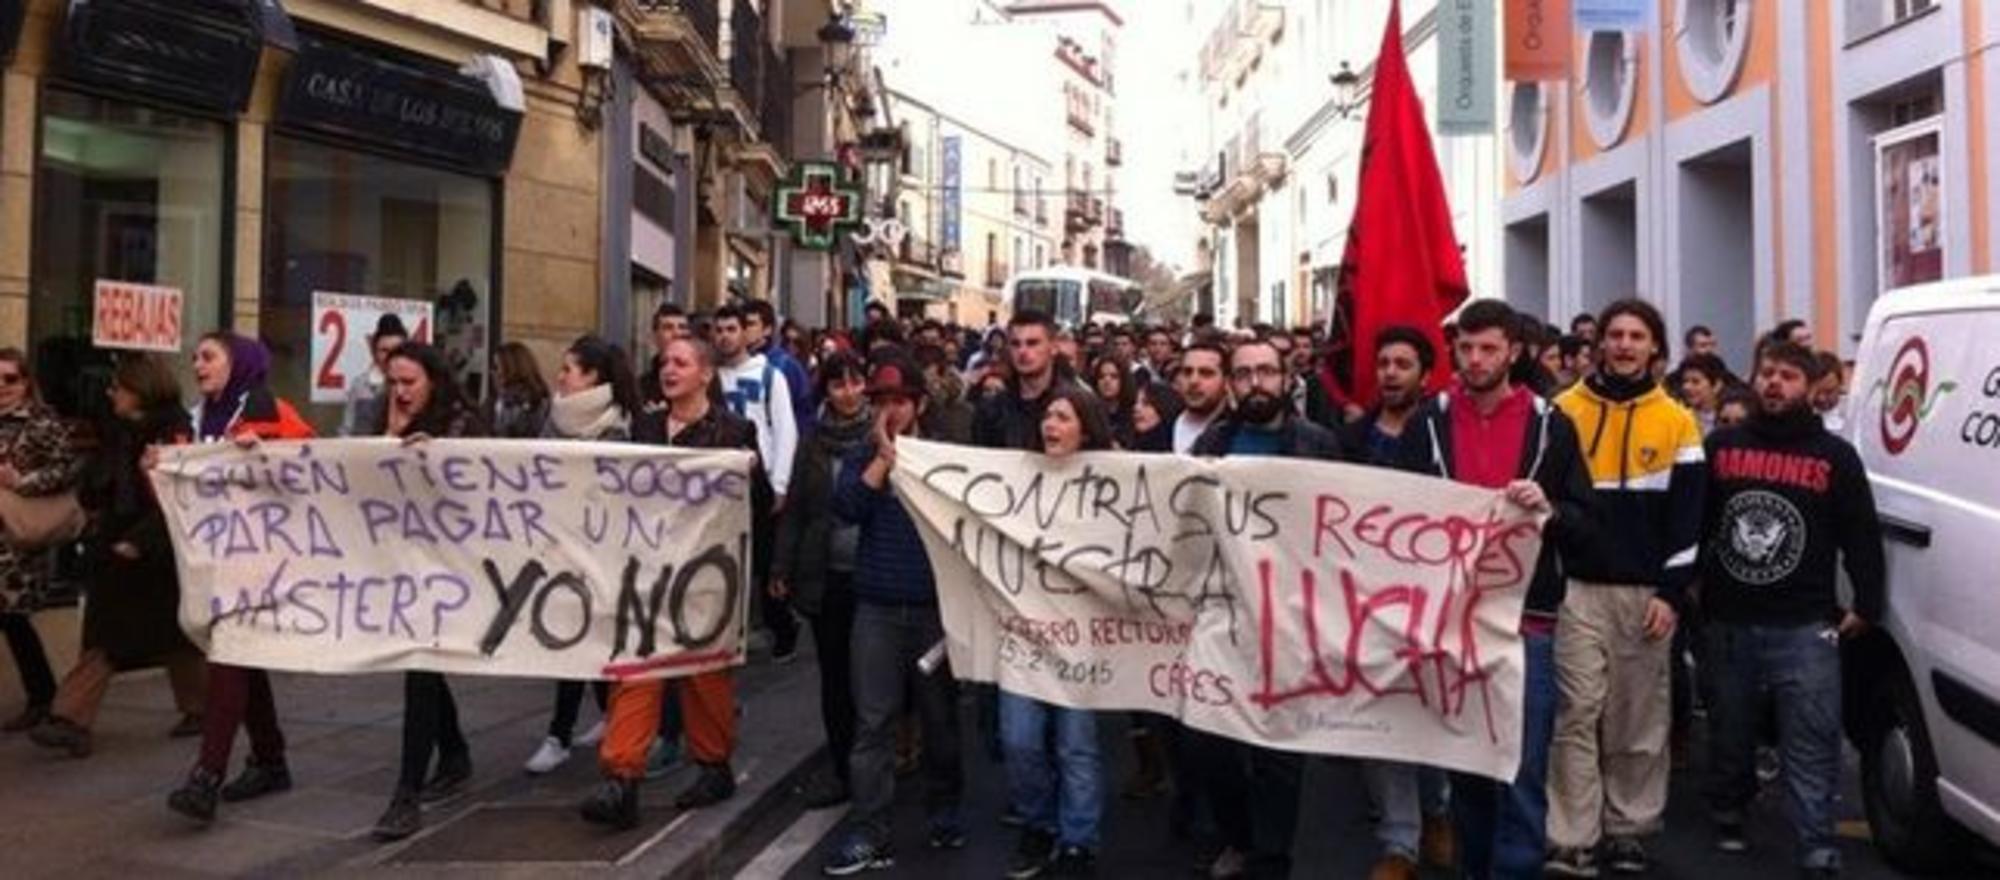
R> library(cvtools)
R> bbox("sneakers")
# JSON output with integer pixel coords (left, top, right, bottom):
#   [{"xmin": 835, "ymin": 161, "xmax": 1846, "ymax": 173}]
[
  {"xmin": 578, "ymin": 778, "xmax": 641, "ymax": 830},
  {"xmin": 772, "ymin": 640, "xmax": 800, "ymax": 665},
  {"xmin": 220, "ymin": 759, "xmax": 293, "ymax": 803},
  {"xmin": 1048, "ymin": 845, "xmax": 1096, "ymax": 878},
  {"xmin": 1757, "ymin": 746, "xmax": 1783, "ymax": 785},
  {"xmin": 673, "ymin": 762, "xmax": 736, "ymax": 809},
  {"xmin": 1205, "ymin": 846, "xmax": 1248, "ymax": 880},
  {"xmin": 166, "ymin": 766, "xmax": 222, "ymax": 824},
  {"xmin": 2, "ymin": 704, "xmax": 49, "ymax": 733},
  {"xmin": 1715, "ymin": 821, "xmax": 1750, "ymax": 854},
  {"xmin": 524, "ymin": 736, "xmax": 572, "ymax": 774},
  {"xmin": 168, "ymin": 713, "xmax": 204, "ymax": 739},
  {"xmin": 801, "ymin": 771, "xmax": 851, "ymax": 810},
  {"xmin": 575, "ymin": 719, "xmax": 607, "ymax": 747},
  {"xmin": 28, "ymin": 716, "xmax": 92, "ymax": 758},
  {"xmin": 1544, "ymin": 846, "xmax": 1601, "ymax": 878},
  {"xmin": 1006, "ymin": 828, "xmax": 1058, "ymax": 879},
  {"xmin": 421, "ymin": 754, "xmax": 472, "ymax": 803},
  {"xmin": 821, "ymin": 834, "xmax": 895, "ymax": 876},
  {"xmin": 371, "ymin": 790, "xmax": 422, "ymax": 841},
  {"xmin": 1603, "ymin": 837, "xmax": 1649, "ymax": 874},
  {"xmin": 927, "ymin": 815, "xmax": 968, "ymax": 850},
  {"xmin": 1367, "ymin": 853, "xmax": 1420, "ymax": 880},
  {"xmin": 1419, "ymin": 813, "xmax": 1457, "ymax": 869}
]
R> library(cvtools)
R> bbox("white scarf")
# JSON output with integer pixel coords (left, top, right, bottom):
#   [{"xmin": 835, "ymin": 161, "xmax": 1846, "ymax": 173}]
[{"xmin": 548, "ymin": 384, "xmax": 628, "ymax": 439}]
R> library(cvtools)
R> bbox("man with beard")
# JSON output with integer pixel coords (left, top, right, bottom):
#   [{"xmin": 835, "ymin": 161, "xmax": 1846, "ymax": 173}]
[
  {"xmin": 974, "ymin": 310, "xmax": 1066, "ymax": 452},
  {"xmin": 1187, "ymin": 339, "xmax": 1342, "ymax": 879},
  {"xmin": 1699, "ymin": 342, "xmax": 1882, "ymax": 877},
  {"xmin": 1397, "ymin": 300, "xmax": 1597, "ymax": 879},
  {"xmin": 1549, "ymin": 299, "xmax": 1706, "ymax": 877},
  {"xmin": 1171, "ymin": 342, "xmax": 1229, "ymax": 455},
  {"xmin": 1341, "ymin": 326, "xmax": 1458, "ymax": 879}
]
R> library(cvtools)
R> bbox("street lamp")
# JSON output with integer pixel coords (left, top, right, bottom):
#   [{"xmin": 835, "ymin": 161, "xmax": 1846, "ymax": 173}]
[{"xmin": 1328, "ymin": 61, "xmax": 1365, "ymax": 120}]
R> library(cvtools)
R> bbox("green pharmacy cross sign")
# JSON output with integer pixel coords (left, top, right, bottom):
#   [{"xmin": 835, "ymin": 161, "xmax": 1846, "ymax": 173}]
[{"xmin": 775, "ymin": 162, "xmax": 863, "ymax": 251}]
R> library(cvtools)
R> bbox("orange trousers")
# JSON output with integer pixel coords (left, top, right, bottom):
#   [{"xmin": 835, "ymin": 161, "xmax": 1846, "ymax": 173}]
[{"xmin": 599, "ymin": 670, "xmax": 735, "ymax": 779}]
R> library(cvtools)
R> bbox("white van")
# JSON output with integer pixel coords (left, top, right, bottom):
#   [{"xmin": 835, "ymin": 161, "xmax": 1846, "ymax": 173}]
[{"xmin": 1843, "ymin": 278, "xmax": 2000, "ymax": 871}]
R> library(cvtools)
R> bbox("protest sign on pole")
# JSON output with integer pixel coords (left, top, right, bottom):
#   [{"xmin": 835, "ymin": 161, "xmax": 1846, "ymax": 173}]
[
  {"xmin": 891, "ymin": 439, "xmax": 1547, "ymax": 780},
  {"xmin": 310, "ymin": 292, "xmax": 434, "ymax": 403},
  {"xmin": 92, "ymin": 279, "xmax": 184, "ymax": 353},
  {"xmin": 151, "ymin": 440, "xmax": 754, "ymax": 681}
]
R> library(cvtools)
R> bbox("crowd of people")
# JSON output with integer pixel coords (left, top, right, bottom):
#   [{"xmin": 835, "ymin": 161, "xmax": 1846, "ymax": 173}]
[{"xmin": 0, "ymin": 292, "xmax": 1885, "ymax": 880}]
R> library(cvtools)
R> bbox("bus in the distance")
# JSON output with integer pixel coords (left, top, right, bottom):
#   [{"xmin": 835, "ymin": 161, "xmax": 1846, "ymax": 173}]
[{"xmin": 1002, "ymin": 266, "xmax": 1144, "ymax": 328}]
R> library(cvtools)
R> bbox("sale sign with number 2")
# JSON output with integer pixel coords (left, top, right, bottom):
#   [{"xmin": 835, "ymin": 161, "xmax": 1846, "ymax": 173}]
[{"xmin": 310, "ymin": 292, "xmax": 433, "ymax": 404}]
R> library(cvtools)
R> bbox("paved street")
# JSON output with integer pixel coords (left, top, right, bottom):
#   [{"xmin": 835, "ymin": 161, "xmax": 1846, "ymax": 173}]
[{"xmin": 734, "ymin": 707, "xmax": 1948, "ymax": 880}]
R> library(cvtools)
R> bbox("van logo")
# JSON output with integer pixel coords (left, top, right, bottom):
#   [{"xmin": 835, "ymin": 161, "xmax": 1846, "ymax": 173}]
[{"xmin": 1871, "ymin": 336, "xmax": 1956, "ymax": 456}]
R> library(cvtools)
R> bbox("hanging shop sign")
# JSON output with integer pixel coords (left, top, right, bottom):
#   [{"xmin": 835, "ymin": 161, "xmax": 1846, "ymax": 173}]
[
  {"xmin": 1438, "ymin": 0, "xmax": 1497, "ymax": 135},
  {"xmin": 1504, "ymin": 0, "xmax": 1572, "ymax": 81},
  {"xmin": 774, "ymin": 162, "xmax": 864, "ymax": 251},
  {"xmin": 57, "ymin": 0, "xmax": 267, "ymax": 114},
  {"xmin": 942, "ymin": 136, "xmax": 963, "ymax": 250},
  {"xmin": 277, "ymin": 35, "xmax": 524, "ymax": 176}
]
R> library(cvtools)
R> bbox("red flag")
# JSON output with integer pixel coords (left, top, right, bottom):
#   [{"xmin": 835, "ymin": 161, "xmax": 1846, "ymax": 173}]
[{"xmin": 1334, "ymin": 0, "xmax": 1469, "ymax": 408}]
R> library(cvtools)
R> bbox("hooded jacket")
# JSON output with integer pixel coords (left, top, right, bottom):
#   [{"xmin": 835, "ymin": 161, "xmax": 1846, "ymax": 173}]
[
  {"xmin": 1399, "ymin": 388, "xmax": 1598, "ymax": 621},
  {"xmin": 1554, "ymin": 374, "xmax": 1707, "ymax": 606}
]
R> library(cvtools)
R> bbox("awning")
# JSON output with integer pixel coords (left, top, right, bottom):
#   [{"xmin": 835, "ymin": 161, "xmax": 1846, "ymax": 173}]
[{"xmin": 57, "ymin": 0, "xmax": 296, "ymax": 115}]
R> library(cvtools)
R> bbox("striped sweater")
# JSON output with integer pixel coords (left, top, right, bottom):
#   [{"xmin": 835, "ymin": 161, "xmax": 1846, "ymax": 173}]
[{"xmin": 1554, "ymin": 376, "xmax": 1707, "ymax": 606}]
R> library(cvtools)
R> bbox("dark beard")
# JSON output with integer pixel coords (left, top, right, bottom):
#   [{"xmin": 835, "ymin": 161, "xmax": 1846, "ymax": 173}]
[{"xmin": 1236, "ymin": 392, "xmax": 1285, "ymax": 425}]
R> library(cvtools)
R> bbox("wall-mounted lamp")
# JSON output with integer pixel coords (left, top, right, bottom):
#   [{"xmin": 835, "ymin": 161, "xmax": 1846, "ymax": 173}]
[{"xmin": 1328, "ymin": 61, "xmax": 1366, "ymax": 120}]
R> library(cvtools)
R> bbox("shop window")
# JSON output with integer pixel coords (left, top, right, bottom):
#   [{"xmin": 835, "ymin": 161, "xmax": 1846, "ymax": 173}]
[
  {"xmin": 263, "ymin": 136, "xmax": 495, "ymax": 433},
  {"xmin": 1675, "ymin": 0, "xmax": 1751, "ymax": 104},
  {"xmin": 1583, "ymin": 31, "xmax": 1639, "ymax": 148},
  {"xmin": 32, "ymin": 88, "xmax": 228, "ymax": 419}
]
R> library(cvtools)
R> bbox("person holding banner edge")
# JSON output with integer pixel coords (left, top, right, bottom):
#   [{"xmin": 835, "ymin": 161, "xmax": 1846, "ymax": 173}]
[
  {"xmin": 581, "ymin": 335, "xmax": 757, "ymax": 829},
  {"xmin": 997, "ymin": 384, "xmax": 1119, "ymax": 880},
  {"xmin": 1392, "ymin": 301, "xmax": 1598, "ymax": 880},
  {"xmin": 522, "ymin": 335, "xmax": 640, "ymax": 775},
  {"xmin": 820, "ymin": 349, "xmax": 967, "ymax": 876},
  {"xmin": 1187, "ymin": 336, "xmax": 1344, "ymax": 880},
  {"xmin": 371, "ymin": 342, "xmax": 489, "ymax": 842},
  {"xmin": 167, "ymin": 332, "xmax": 314, "ymax": 825}
]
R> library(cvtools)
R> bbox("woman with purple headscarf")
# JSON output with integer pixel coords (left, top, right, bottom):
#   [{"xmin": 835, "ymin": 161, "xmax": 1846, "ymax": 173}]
[{"xmin": 166, "ymin": 332, "xmax": 314, "ymax": 826}]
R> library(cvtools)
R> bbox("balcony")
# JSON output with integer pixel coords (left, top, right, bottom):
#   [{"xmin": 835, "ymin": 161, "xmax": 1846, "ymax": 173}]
[
  {"xmin": 1107, "ymin": 208, "xmax": 1125, "ymax": 240},
  {"xmin": 1200, "ymin": 0, "xmax": 1284, "ymax": 85},
  {"xmin": 1106, "ymin": 137, "xmax": 1123, "ymax": 167},
  {"xmin": 1013, "ymin": 187, "xmax": 1031, "ymax": 219},
  {"xmin": 986, "ymin": 260, "xmax": 1011, "ymax": 289},
  {"xmin": 1055, "ymin": 35, "xmax": 1106, "ymax": 89},
  {"xmin": 898, "ymin": 237, "xmax": 941, "ymax": 273},
  {"xmin": 624, "ymin": 1, "xmax": 726, "ymax": 91}
]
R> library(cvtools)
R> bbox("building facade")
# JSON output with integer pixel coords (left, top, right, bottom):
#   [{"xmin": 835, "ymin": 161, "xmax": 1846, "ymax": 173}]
[
  {"xmin": 1177, "ymin": 0, "xmax": 1505, "ymax": 331},
  {"xmin": 1502, "ymin": 0, "xmax": 1978, "ymax": 364}
]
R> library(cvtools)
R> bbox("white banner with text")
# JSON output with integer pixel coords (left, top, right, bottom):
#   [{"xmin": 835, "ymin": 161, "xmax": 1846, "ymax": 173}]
[
  {"xmin": 152, "ymin": 440, "xmax": 754, "ymax": 681},
  {"xmin": 892, "ymin": 439, "xmax": 1546, "ymax": 780}
]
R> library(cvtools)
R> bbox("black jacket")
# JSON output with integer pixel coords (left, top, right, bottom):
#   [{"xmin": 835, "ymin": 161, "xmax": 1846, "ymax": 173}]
[
  {"xmin": 972, "ymin": 382, "xmax": 1054, "ymax": 451},
  {"xmin": 79, "ymin": 407, "xmax": 194, "ymax": 666},
  {"xmin": 1396, "ymin": 390, "xmax": 1598, "ymax": 620},
  {"xmin": 634, "ymin": 404, "xmax": 769, "ymax": 514},
  {"xmin": 1700, "ymin": 410, "xmax": 1886, "ymax": 626},
  {"xmin": 1190, "ymin": 413, "xmax": 1345, "ymax": 461},
  {"xmin": 772, "ymin": 417, "xmax": 871, "ymax": 615}
]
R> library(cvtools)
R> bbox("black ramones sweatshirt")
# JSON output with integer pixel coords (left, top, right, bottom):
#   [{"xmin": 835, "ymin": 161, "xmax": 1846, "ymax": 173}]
[{"xmin": 1699, "ymin": 407, "xmax": 1887, "ymax": 626}]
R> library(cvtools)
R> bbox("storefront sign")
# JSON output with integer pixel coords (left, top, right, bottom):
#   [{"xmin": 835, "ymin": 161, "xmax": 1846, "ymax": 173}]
[
  {"xmin": 942, "ymin": 136, "xmax": 963, "ymax": 250},
  {"xmin": 310, "ymin": 292, "xmax": 434, "ymax": 404},
  {"xmin": 773, "ymin": 162, "xmax": 863, "ymax": 251},
  {"xmin": 58, "ymin": 0, "xmax": 265, "ymax": 114},
  {"xmin": 92, "ymin": 279, "xmax": 183, "ymax": 353},
  {"xmin": 1439, "ymin": 0, "xmax": 1497, "ymax": 135},
  {"xmin": 278, "ymin": 36, "xmax": 524, "ymax": 177},
  {"xmin": 1504, "ymin": 0, "xmax": 1571, "ymax": 81},
  {"xmin": 152, "ymin": 440, "xmax": 754, "ymax": 680},
  {"xmin": 639, "ymin": 122, "xmax": 674, "ymax": 174},
  {"xmin": 891, "ymin": 439, "xmax": 1547, "ymax": 780}
]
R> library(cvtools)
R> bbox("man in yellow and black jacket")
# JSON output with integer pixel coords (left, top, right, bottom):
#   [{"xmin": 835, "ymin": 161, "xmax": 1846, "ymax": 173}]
[{"xmin": 1543, "ymin": 299, "xmax": 1707, "ymax": 878}]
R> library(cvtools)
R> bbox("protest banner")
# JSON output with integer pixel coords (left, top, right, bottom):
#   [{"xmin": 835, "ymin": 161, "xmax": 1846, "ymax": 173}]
[
  {"xmin": 151, "ymin": 439, "xmax": 754, "ymax": 681},
  {"xmin": 92, "ymin": 279, "xmax": 184, "ymax": 353},
  {"xmin": 891, "ymin": 439, "xmax": 1546, "ymax": 780},
  {"xmin": 310, "ymin": 292, "xmax": 434, "ymax": 403}
]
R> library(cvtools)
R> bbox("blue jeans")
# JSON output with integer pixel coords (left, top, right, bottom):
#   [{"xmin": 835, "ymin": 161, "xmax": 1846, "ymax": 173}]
[
  {"xmin": 1363, "ymin": 761, "xmax": 1451, "ymax": 858},
  {"xmin": 1453, "ymin": 629, "xmax": 1557, "ymax": 878},
  {"xmin": 1705, "ymin": 622, "xmax": 1844, "ymax": 871},
  {"xmin": 999, "ymin": 691, "xmax": 1104, "ymax": 850},
  {"xmin": 848, "ymin": 602, "xmax": 963, "ymax": 844}
]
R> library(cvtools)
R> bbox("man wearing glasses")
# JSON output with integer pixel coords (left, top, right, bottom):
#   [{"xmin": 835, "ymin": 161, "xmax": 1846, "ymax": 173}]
[{"xmin": 1184, "ymin": 337, "xmax": 1344, "ymax": 878}]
